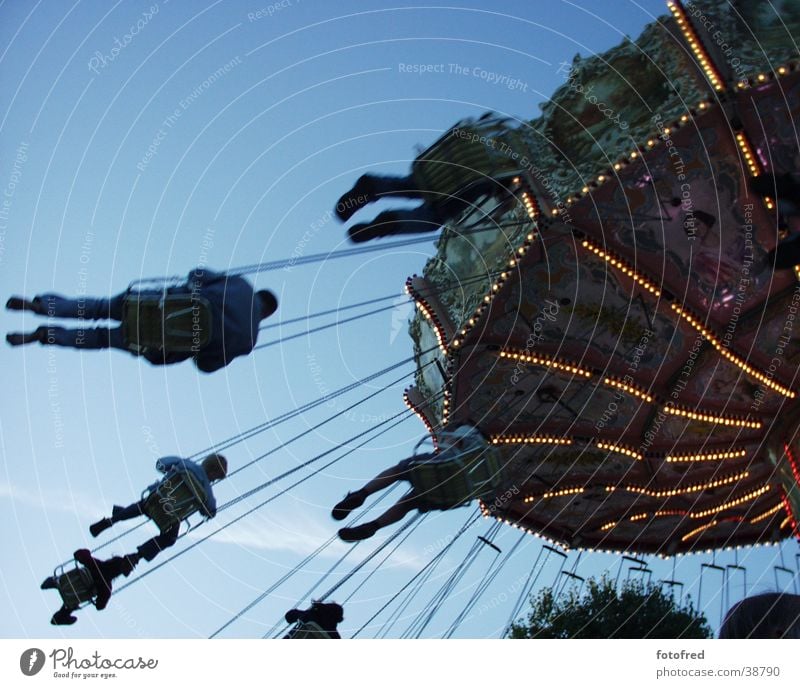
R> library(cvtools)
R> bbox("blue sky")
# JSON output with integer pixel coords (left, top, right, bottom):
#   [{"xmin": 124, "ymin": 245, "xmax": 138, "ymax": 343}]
[{"xmin": 2, "ymin": 0, "xmax": 797, "ymax": 639}]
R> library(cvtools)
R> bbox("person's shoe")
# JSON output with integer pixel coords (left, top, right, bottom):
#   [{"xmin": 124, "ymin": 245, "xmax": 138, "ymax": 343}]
[
  {"xmin": 51, "ymin": 609, "xmax": 78, "ymax": 625},
  {"xmin": 89, "ymin": 517, "xmax": 113, "ymax": 538},
  {"xmin": 347, "ymin": 222, "xmax": 395, "ymax": 243},
  {"xmin": 335, "ymin": 175, "xmax": 376, "ymax": 221},
  {"xmin": 338, "ymin": 522, "xmax": 378, "ymax": 542},
  {"xmin": 6, "ymin": 296, "xmax": 40, "ymax": 313},
  {"xmin": 332, "ymin": 490, "xmax": 367, "ymax": 521},
  {"xmin": 6, "ymin": 327, "xmax": 46, "ymax": 346},
  {"xmin": 40, "ymin": 576, "xmax": 58, "ymax": 590}
]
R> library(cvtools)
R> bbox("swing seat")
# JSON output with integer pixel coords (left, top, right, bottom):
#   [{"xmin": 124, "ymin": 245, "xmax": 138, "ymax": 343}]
[
  {"xmin": 55, "ymin": 566, "xmax": 96, "ymax": 610},
  {"xmin": 122, "ymin": 292, "xmax": 213, "ymax": 355},
  {"xmin": 142, "ymin": 469, "xmax": 209, "ymax": 533},
  {"xmin": 412, "ymin": 116, "xmax": 523, "ymax": 199},
  {"xmin": 287, "ymin": 621, "xmax": 335, "ymax": 639},
  {"xmin": 410, "ymin": 443, "xmax": 504, "ymax": 509}
]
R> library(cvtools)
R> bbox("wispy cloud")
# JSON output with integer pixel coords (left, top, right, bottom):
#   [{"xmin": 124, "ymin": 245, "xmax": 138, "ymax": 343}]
[
  {"xmin": 202, "ymin": 512, "xmax": 346, "ymax": 556},
  {"xmin": 1, "ymin": 481, "xmax": 424, "ymax": 571},
  {"xmin": 199, "ymin": 509, "xmax": 422, "ymax": 570},
  {"xmin": 0, "ymin": 481, "xmax": 101, "ymax": 519}
]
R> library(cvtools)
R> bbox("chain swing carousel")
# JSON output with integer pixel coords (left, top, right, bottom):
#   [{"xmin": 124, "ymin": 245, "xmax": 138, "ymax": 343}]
[
  {"xmin": 161, "ymin": 0, "xmax": 800, "ymax": 635},
  {"xmin": 403, "ymin": 0, "xmax": 800, "ymax": 567},
  {"xmin": 39, "ymin": 0, "xmax": 800, "ymax": 637}
]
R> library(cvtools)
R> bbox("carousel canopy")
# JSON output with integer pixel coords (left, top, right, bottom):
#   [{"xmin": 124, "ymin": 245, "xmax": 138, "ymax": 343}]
[{"xmin": 406, "ymin": 0, "xmax": 800, "ymax": 555}]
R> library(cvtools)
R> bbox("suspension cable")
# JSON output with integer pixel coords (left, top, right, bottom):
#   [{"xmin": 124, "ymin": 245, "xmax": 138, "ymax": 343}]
[
  {"xmin": 130, "ymin": 206, "xmax": 531, "ymax": 287},
  {"xmin": 373, "ymin": 518, "xmax": 476, "ymax": 639},
  {"xmin": 317, "ymin": 513, "xmax": 424, "ymax": 602},
  {"xmin": 444, "ymin": 530, "xmax": 526, "ymax": 638},
  {"xmin": 262, "ymin": 293, "xmax": 403, "ymax": 330},
  {"xmin": 375, "ymin": 548, "xmax": 442, "ymax": 638},
  {"xmin": 254, "ymin": 302, "xmax": 398, "ymax": 350},
  {"xmin": 351, "ymin": 511, "xmax": 480, "ymax": 638},
  {"xmin": 260, "ymin": 483, "xmax": 407, "ymax": 639},
  {"xmin": 403, "ymin": 539, "xmax": 486, "ymax": 638},
  {"xmin": 225, "ymin": 362, "xmax": 437, "ymax": 482},
  {"xmin": 260, "ymin": 269, "xmax": 502, "ymax": 333},
  {"xmin": 502, "ymin": 543, "xmax": 548, "ymax": 637},
  {"xmin": 83, "ymin": 378, "xmax": 417, "ymax": 565},
  {"xmin": 80, "ymin": 358, "xmax": 433, "ymax": 563},
  {"xmin": 405, "ymin": 522, "xmax": 501, "ymax": 638},
  {"xmin": 262, "ymin": 537, "xmax": 358, "ymax": 638},
  {"xmin": 219, "ymin": 402, "xmax": 420, "ymax": 511},
  {"xmin": 340, "ymin": 513, "xmax": 428, "ymax": 606},
  {"xmin": 442, "ymin": 548, "xmax": 502, "ymax": 638},
  {"xmin": 255, "ymin": 270, "xmax": 502, "ymax": 349},
  {"xmin": 217, "ymin": 479, "xmax": 409, "ymax": 639},
  {"xmin": 114, "ymin": 408, "xmax": 417, "ymax": 595},
  {"xmin": 187, "ymin": 346, "xmax": 437, "ymax": 461},
  {"xmin": 209, "ymin": 528, "xmax": 346, "ymax": 639},
  {"xmin": 246, "ymin": 514, "xmax": 426, "ymax": 640},
  {"xmin": 230, "ymin": 220, "xmax": 528, "ymax": 277}
]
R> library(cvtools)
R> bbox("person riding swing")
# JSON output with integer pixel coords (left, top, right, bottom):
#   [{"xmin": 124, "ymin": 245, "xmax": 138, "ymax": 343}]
[
  {"xmin": 88, "ymin": 454, "xmax": 228, "ymax": 564},
  {"xmin": 40, "ymin": 549, "xmax": 137, "ymax": 625},
  {"xmin": 332, "ymin": 424, "xmax": 504, "ymax": 541},
  {"xmin": 334, "ymin": 112, "xmax": 530, "ymax": 242},
  {"xmin": 7, "ymin": 267, "xmax": 278, "ymax": 373},
  {"xmin": 283, "ymin": 601, "xmax": 345, "ymax": 639}
]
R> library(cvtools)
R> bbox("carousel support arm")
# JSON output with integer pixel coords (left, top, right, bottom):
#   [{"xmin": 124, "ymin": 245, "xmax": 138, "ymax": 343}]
[{"xmin": 614, "ymin": 555, "xmax": 647, "ymax": 588}]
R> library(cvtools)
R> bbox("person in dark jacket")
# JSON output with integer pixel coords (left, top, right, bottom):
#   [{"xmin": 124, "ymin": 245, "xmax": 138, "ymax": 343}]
[
  {"xmin": 89, "ymin": 454, "xmax": 227, "ymax": 563},
  {"xmin": 41, "ymin": 549, "xmax": 137, "ymax": 625},
  {"xmin": 283, "ymin": 602, "xmax": 344, "ymax": 639},
  {"xmin": 6, "ymin": 268, "xmax": 278, "ymax": 373}
]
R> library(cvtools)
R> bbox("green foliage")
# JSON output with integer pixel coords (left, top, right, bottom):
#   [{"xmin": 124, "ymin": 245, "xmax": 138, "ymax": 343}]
[{"xmin": 507, "ymin": 575, "xmax": 713, "ymax": 639}]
